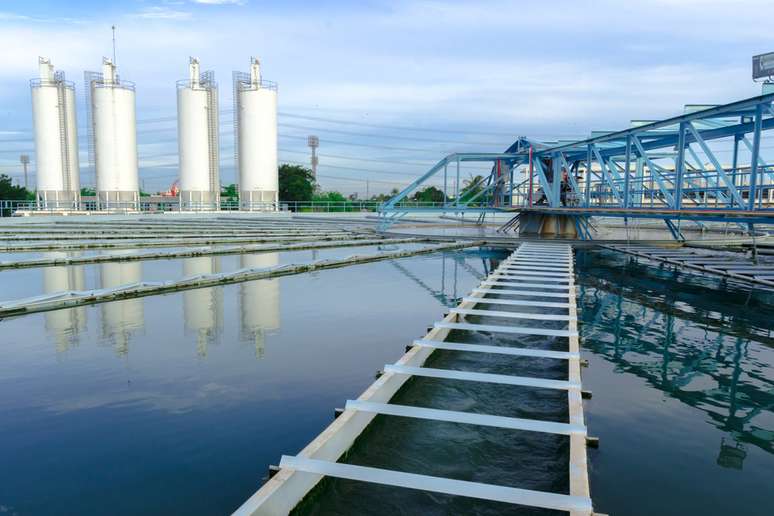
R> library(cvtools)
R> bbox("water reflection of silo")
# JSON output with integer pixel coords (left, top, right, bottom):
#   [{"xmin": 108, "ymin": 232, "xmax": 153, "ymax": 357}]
[
  {"xmin": 100, "ymin": 255, "xmax": 144, "ymax": 355},
  {"xmin": 239, "ymin": 253, "xmax": 280, "ymax": 357},
  {"xmin": 182, "ymin": 256, "xmax": 223, "ymax": 357},
  {"xmin": 42, "ymin": 252, "xmax": 86, "ymax": 352}
]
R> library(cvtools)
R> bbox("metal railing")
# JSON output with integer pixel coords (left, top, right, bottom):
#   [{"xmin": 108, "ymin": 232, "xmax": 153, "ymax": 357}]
[{"xmin": 0, "ymin": 199, "xmax": 470, "ymax": 217}]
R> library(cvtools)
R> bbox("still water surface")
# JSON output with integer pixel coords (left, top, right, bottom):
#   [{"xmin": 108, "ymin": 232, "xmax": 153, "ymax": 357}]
[
  {"xmin": 1, "ymin": 247, "xmax": 772, "ymax": 515},
  {"xmin": 577, "ymin": 249, "xmax": 774, "ymax": 516},
  {"xmin": 0, "ymin": 250, "xmax": 488, "ymax": 515}
]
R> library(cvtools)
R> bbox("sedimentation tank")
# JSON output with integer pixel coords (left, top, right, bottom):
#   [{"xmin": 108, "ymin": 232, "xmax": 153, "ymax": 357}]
[
  {"xmin": 85, "ymin": 58, "xmax": 139, "ymax": 210},
  {"xmin": 30, "ymin": 57, "xmax": 80, "ymax": 210},
  {"xmin": 177, "ymin": 58, "xmax": 220, "ymax": 211},
  {"xmin": 234, "ymin": 57, "xmax": 278, "ymax": 211}
]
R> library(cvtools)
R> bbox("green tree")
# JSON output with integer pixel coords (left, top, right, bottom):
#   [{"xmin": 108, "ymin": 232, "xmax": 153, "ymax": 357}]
[
  {"xmin": 313, "ymin": 191, "xmax": 346, "ymax": 202},
  {"xmin": 279, "ymin": 164, "xmax": 316, "ymax": 202},
  {"xmin": 369, "ymin": 188, "xmax": 399, "ymax": 202},
  {"xmin": 411, "ymin": 186, "xmax": 444, "ymax": 203},
  {"xmin": 80, "ymin": 187, "xmax": 96, "ymax": 197},
  {"xmin": 221, "ymin": 183, "xmax": 238, "ymax": 201},
  {"xmin": 0, "ymin": 174, "xmax": 32, "ymax": 200},
  {"xmin": 458, "ymin": 175, "xmax": 485, "ymax": 204}
]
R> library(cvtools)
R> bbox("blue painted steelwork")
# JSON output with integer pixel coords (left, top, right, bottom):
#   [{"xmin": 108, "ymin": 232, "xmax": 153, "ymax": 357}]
[{"xmin": 380, "ymin": 92, "xmax": 774, "ymax": 238}]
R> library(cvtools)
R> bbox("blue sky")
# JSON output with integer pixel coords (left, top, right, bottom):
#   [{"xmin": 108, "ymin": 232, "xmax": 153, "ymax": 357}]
[{"xmin": 0, "ymin": 0, "xmax": 770, "ymax": 195}]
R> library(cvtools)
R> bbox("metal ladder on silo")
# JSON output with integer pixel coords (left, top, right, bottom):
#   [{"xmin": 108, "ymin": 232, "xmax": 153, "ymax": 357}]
[
  {"xmin": 205, "ymin": 73, "xmax": 219, "ymax": 201},
  {"xmin": 55, "ymin": 75, "xmax": 72, "ymax": 209}
]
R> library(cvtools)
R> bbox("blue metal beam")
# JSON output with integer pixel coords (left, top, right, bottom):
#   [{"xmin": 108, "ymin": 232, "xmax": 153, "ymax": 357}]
[
  {"xmin": 536, "ymin": 92, "xmax": 774, "ymax": 154},
  {"xmin": 749, "ymin": 104, "xmax": 763, "ymax": 210},
  {"xmin": 591, "ymin": 145, "xmax": 622, "ymax": 203},
  {"xmin": 685, "ymin": 122, "xmax": 744, "ymax": 207},
  {"xmin": 630, "ymin": 135, "xmax": 676, "ymax": 207},
  {"xmin": 531, "ymin": 158, "xmax": 559, "ymax": 207}
]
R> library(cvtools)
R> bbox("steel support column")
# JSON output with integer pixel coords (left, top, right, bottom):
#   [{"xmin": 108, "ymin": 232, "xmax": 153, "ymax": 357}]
[
  {"xmin": 674, "ymin": 123, "xmax": 687, "ymax": 209},
  {"xmin": 623, "ymin": 136, "xmax": 631, "ymax": 208},
  {"xmin": 748, "ymin": 104, "xmax": 763, "ymax": 210}
]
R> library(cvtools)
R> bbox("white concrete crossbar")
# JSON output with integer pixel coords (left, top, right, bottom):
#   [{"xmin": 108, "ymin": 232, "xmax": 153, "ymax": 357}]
[
  {"xmin": 384, "ymin": 364, "xmax": 580, "ymax": 390},
  {"xmin": 494, "ymin": 269, "xmax": 571, "ymax": 278},
  {"xmin": 278, "ymin": 456, "xmax": 593, "ymax": 513},
  {"xmin": 346, "ymin": 400, "xmax": 586, "ymax": 435},
  {"xmin": 434, "ymin": 321, "xmax": 575, "ymax": 337},
  {"xmin": 412, "ymin": 339, "xmax": 578, "ymax": 359},
  {"xmin": 473, "ymin": 288, "xmax": 572, "ymax": 299},
  {"xmin": 461, "ymin": 296, "xmax": 571, "ymax": 308},
  {"xmin": 450, "ymin": 308, "xmax": 573, "ymax": 321},
  {"xmin": 498, "ymin": 262, "xmax": 569, "ymax": 269},
  {"xmin": 482, "ymin": 280, "xmax": 570, "ymax": 290},
  {"xmin": 491, "ymin": 274, "xmax": 570, "ymax": 283}
]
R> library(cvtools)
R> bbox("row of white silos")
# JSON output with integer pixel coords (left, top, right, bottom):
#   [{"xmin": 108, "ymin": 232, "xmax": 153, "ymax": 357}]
[
  {"xmin": 30, "ymin": 56, "xmax": 278, "ymax": 211},
  {"xmin": 32, "ymin": 57, "xmax": 138, "ymax": 210}
]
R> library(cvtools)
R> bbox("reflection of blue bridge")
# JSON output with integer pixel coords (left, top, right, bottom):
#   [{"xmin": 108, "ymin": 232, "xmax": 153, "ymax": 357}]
[
  {"xmin": 576, "ymin": 251, "xmax": 774, "ymax": 458},
  {"xmin": 380, "ymin": 92, "xmax": 774, "ymax": 239}
]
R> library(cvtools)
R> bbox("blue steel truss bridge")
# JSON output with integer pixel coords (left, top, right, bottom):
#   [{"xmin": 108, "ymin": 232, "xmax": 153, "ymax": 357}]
[{"xmin": 379, "ymin": 92, "xmax": 774, "ymax": 240}]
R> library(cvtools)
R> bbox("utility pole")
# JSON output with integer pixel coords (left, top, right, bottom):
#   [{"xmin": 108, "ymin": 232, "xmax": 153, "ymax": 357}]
[
  {"xmin": 20, "ymin": 154, "xmax": 30, "ymax": 189},
  {"xmin": 112, "ymin": 25, "xmax": 117, "ymax": 64},
  {"xmin": 307, "ymin": 135, "xmax": 319, "ymax": 180}
]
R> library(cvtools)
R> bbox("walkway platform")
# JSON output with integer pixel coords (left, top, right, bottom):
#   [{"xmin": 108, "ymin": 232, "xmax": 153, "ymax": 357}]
[
  {"xmin": 514, "ymin": 207, "xmax": 774, "ymax": 225},
  {"xmin": 234, "ymin": 243, "xmax": 596, "ymax": 515}
]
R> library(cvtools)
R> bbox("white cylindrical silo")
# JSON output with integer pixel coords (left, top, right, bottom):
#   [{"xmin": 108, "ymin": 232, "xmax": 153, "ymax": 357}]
[
  {"xmin": 31, "ymin": 57, "xmax": 81, "ymax": 210},
  {"xmin": 235, "ymin": 57, "xmax": 278, "ymax": 211},
  {"xmin": 87, "ymin": 58, "xmax": 139, "ymax": 210},
  {"xmin": 177, "ymin": 58, "xmax": 220, "ymax": 211}
]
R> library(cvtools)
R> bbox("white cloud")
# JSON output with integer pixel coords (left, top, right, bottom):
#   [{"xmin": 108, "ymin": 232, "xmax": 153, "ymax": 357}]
[
  {"xmin": 0, "ymin": 11, "xmax": 84, "ymax": 24},
  {"xmin": 191, "ymin": 0, "xmax": 247, "ymax": 5},
  {"xmin": 0, "ymin": 12, "xmax": 30, "ymax": 21},
  {"xmin": 135, "ymin": 6, "xmax": 192, "ymax": 20}
]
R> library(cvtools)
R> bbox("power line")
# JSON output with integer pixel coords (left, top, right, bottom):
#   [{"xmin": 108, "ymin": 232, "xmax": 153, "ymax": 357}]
[
  {"xmin": 132, "ymin": 121, "xmax": 507, "ymax": 147},
  {"xmin": 133, "ymin": 109, "xmax": 524, "ymax": 138},
  {"xmin": 277, "ymin": 112, "xmax": 530, "ymax": 137},
  {"xmin": 278, "ymin": 122, "xmax": 504, "ymax": 146},
  {"xmin": 277, "ymin": 148, "xmax": 433, "ymax": 167},
  {"xmin": 136, "ymin": 155, "xmax": 429, "ymax": 178}
]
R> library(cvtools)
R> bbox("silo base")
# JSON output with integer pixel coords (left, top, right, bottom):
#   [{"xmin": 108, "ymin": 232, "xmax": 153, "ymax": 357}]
[
  {"xmin": 240, "ymin": 190, "xmax": 278, "ymax": 211},
  {"xmin": 37, "ymin": 190, "xmax": 80, "ymax": 210},
  {"xmin": 519, "ymin": 212, "xmax": 578, "ymax": 238},
  {"xmin": 180, "ymin": 190, "xmax": 220, "ymax": 211},
  {"xmin": 98, "ymin": 190, "xmax": 139, "ymax": 211}
]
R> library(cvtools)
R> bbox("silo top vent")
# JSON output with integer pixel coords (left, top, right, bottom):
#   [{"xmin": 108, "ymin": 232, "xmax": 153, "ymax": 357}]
[
  {"xmin": 101, "ymin": 57, "xmax": 117, "ymax": 85},
  {"xmin": 189, "ymin": 57, "xmax": 201, "ymax": 88},
  {"xmin": 38, "ymin": 57, "xmax": 54, "ymax": 82},
  {"xmin": 250, "ymin": 57, "xmax": 261, "ymax": 87}
]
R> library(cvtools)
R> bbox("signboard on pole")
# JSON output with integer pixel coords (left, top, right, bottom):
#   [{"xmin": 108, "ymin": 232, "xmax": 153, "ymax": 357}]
[{"xmin": 752, "ymin": 52, "xmax": 774, "ymax": 80}]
